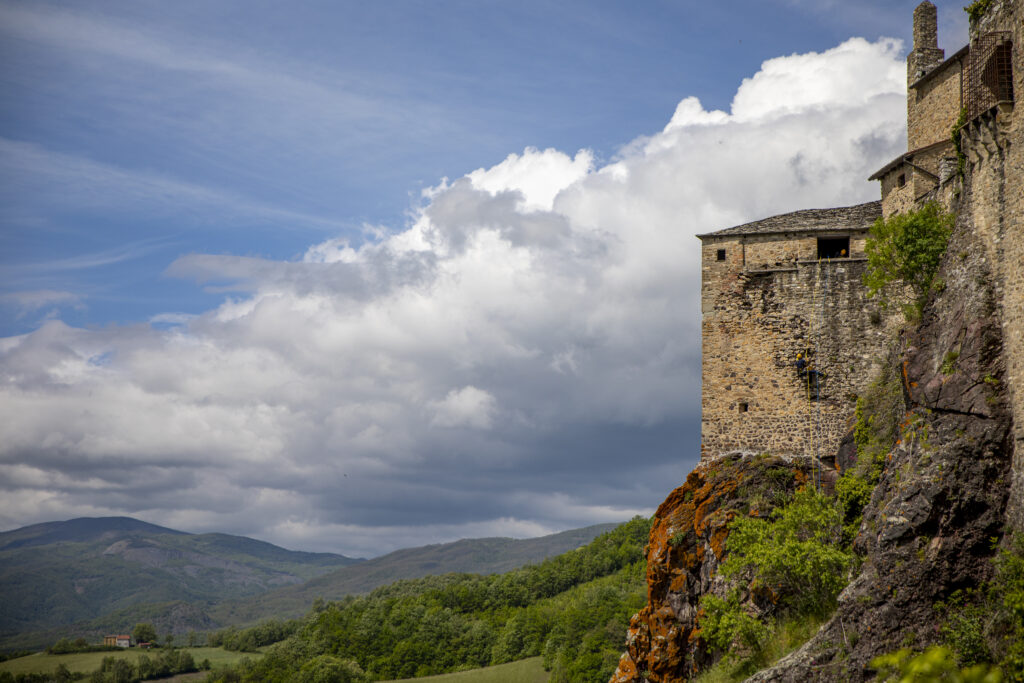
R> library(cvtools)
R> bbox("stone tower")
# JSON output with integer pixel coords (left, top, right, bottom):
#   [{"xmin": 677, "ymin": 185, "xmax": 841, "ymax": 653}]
[
  {"xmin": 909, "ymin": 1, "xmax": 946, "ymax": 84},
  {"xmin": 697, "ymin": 202, "xmax": 901, "ymax": 462}
]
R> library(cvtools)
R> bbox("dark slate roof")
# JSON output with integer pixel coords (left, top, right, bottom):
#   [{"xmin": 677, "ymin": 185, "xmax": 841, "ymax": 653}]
[
  {"xmin": 697, "ymin": 201, "xmax": 881, "ymax": 239},
  {"xmin": 868, "ymin": 138, "xmax": 953, "ymax": 180}
]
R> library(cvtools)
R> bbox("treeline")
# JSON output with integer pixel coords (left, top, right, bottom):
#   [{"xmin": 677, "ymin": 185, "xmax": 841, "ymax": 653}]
[
  {"xmin": 207, "ymin": 517, "xmax": 650, "ymax": 682},
  {"xmin": 207, "ymin": 619, "xmax": 300, "ymax": 652},
  {"xmin": 46, "ymin": 638, "xmax": 119, "ymax": 655},
  {"xmin": 0, "ymin": 649, "xmax": 204, "ymax": 683}
]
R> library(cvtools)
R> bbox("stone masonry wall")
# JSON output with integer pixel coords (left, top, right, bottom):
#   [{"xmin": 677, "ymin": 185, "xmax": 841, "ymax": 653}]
[
  {"xmin": 961, "ymin": 0, "xmax": 1023, "ymax": 530},
  {"xmin": 700, "ymin": 233, "xmax": 900, "ymax": 461},
  {"xmin": 908, "ymin": 61, "xmax": 963, "ymax": 151},
  {"xmin": 880, "ymin": 169, "xmax": 917, "ymax": 217}
]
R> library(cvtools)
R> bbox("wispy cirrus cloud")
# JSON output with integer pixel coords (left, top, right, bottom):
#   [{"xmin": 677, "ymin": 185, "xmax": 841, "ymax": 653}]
[{"xmin": 0, "ymin": 138, "xmax": 352, "ymax": 233}]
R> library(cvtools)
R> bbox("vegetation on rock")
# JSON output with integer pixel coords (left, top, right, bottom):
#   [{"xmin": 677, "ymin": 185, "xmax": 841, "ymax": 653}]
[
  {"xmin": 697, "ymin": 488, "xmax": 855, "ymax": 675},
  {"xmin": 964, "ymin": 0, "xmax": 995, "ymax": 27},
  {"xmin": 872, "ymin": 645, "xmax": 1004, "ymax": 682},
  {"xmin": 864, "ymin": 202, "xmax": 954, "ymax": 319},
  {"xmin": 933, "ymin": 534, "xmax": 1024, "ymax": 680}
]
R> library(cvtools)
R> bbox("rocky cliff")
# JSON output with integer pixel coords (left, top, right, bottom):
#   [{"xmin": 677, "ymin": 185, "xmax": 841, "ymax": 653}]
[
  {"xmin": 610, "ymin": 453, "xmax": 838, "ymax": 681},
  {"xmin": 612, "ymin": 1, "xmax": 1023, "ymax": 680}
]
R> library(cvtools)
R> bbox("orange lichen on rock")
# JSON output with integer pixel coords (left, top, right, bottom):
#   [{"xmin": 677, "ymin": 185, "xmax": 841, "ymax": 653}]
[{"xmin": 609, "ymin": 453, "xmax": 834, "ymax": 683}]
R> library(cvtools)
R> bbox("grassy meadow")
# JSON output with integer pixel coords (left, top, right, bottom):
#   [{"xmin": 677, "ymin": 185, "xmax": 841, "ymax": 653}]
[
  {"xmin": 383, "ymin": 657, "xmax": 549, "ymax": 683},
  {"xmin": 0, "ymin": 647, "xmax": 259, "ymax": 676}
]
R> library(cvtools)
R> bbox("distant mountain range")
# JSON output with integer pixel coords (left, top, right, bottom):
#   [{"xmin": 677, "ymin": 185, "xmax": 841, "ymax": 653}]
[
  {"xmin": 0, "ymin": 517, "xmax": 358, "ymax": 646},
  {"xmin": 0, "ymin": 517, "xmax": 619, "ymax": 651}
]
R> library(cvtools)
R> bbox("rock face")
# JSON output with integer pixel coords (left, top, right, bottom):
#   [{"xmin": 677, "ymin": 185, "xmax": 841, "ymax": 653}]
[
  {"xmin": 612, "ymin": 203, "xmax": 1015, "ymax": 682},
  {"xmin": 746, "ymin": 179, "xmax": 1015, "ymax": 682},
  {"xmin": 610, "ymin": 453, "xmax": 836, "ymax": 682}
]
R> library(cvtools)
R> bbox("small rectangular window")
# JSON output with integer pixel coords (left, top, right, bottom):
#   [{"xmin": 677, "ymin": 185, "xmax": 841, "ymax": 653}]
[
  {"xmin": 817, "ymin": 236, "xmax": 850, "ymax": 259},
  {"xmin": 897, "ymin": 173, "xmax": 906, "ymax": 187},
  {"xmin": 716, "ymin": 249, "xmax": 726, "ymax": 261},
  {"xmin": 738, "ymin": 402, "xmax": 748, "ymax": 413}
]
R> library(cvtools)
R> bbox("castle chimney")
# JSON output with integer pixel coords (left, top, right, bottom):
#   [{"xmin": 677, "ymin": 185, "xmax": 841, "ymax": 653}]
[
  {"xmin": 913, "ymin": 1, "xmax": 939, "ymax": 51},
  {"xmin": 908, "ymin": 1, "xmax": 945, "ymax": 84}
]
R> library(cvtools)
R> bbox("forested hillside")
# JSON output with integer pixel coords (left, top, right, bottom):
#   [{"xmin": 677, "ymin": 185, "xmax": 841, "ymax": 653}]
[{"xmin": 206, "ymin": 517, "xmax": 650, "ymax": 683}]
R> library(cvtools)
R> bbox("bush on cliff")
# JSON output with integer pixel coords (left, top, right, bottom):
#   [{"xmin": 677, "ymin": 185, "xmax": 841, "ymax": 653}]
[
  {"xmin": 837, "ymin": 361, "xmax": 905, "ymax": 541},
  {"xmin": 697, "ymin": 488, "xmax": 855, "ymax": 668},
  {"xmin": 719, "ymin": 487, "xmax": 854, "ymax": 616},
  {"xmin": 864, "ymin": 202, "xmax": 954, "ymax": 319},
  {"xmin": 872, "ymin": 646, "xmax": 1004, "ymax": 682},
  {"xmin": 936, "ymin": 534, "xmax": 1024, "ymax": 680}
]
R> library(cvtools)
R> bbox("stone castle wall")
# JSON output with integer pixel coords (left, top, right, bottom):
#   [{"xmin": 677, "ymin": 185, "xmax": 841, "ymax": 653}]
[
  {"xmin": 700, "ymin": 232, "xmax": 900, "ymax": 461},
  {"xmin": 907, "ymin": 59, "xmax": 964, "ymax": 151},
  {"xmin": 960, "ymin": 0, "xmax": 1024, "ymax": 530}
]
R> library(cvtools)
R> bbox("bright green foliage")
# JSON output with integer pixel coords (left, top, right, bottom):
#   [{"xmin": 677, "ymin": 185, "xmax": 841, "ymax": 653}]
[
  {"xmin": 208, "ymin": 619, "xmax": 300, "ymax": 652},
  {"xmin": 695, "ymin": 489, "xmax": 855, "ymax": 676},
  {"xmin": 717, "ymin": 488, "xmax": 855, "ymax": 617},
  {"xmin": 297, "ymin": 655, "xmax": 366, "ymax": 683},
  {"xmin": 952, "ymin": 107, "xmax": 969, "ymax": 176},
  {"xmin": 930, "ymin": 534, "xmax": 1024, "ymax": 680},
  {"xmin": 935, "ymin": 590, "xmax": 994, "ymax": 666},
  {"xmin": 993, "ymin": 535, "xmax": 1024, "ymax": 680},
  {"xmin": 204, "ymin": 518, "xmax": 650, "ymax": 683},
  {"xmin": 863, "ymin": 202, "xmax": 954, "ymax": 319},
  {"xmin": 699, "ymin": 589, "xmax": 769, "ymax": 654},
  {"xmin": 835, "ymin": 472, "xmax": 874, "ymax": 543},
  {"xmin": 965, "ymin": 0, "xmax": 995, "ymax": 26},
  {"xmin": 872, "ymin": 646, "xmax": 1003, "ymax": 682},
  {"xmin": 693, "ymin": 613, "xmax": 829, "ymax": 683}
]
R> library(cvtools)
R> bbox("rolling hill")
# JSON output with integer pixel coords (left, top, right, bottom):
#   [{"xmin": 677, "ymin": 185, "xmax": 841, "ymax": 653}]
[
  {"xmin": 0, "ymin": 517, "xmax": 359, "ymax": 645},
  {"xmin": 0, "ymin": 518, "xmax": 620, "ymax": 651},
  {"xmin": 210, "ymin": 522, "xmax": 620, "ymax": 623}
]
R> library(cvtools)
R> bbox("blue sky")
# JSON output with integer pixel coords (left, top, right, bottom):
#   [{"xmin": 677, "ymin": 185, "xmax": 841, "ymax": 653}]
[{"xmin": 0, "ymin": 1, "xmax": 968, "ymax": 556}]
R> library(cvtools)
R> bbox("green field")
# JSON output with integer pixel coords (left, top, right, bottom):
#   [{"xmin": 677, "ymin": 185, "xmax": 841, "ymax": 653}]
[
  {"xmin": 384, "ymin": 657, "xmax": 549, "ymax": 683},
  {"xmin": 0, "ymin": 647, "xmax": 260, "ymax": 676}
]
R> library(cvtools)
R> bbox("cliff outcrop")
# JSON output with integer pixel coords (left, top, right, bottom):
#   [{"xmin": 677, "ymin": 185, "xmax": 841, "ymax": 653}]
[
  {"xmin": 746, "ymin": 185, "xmax": 1015, "ymax": 681},
  {"xmin": 610, "ymin": 453, "xmax": 836, "ymax": 681},
  {"xmin": 613, "ymin": 1, "xmax": 1022, "ymax": 680}
]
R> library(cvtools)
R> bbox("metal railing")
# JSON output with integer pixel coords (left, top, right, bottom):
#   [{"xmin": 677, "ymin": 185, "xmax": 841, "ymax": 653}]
[{"xmin": 964, "ymin": 32, "xmax": 1014, "ymax": 121}]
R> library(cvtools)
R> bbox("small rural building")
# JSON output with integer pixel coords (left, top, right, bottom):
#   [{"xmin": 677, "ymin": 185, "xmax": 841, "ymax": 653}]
[{"xmin": 103, "ymin": 634, "xmax": 132, "ymax": 648}]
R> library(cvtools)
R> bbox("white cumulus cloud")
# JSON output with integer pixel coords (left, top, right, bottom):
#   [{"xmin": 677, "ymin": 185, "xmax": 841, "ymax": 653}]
[{"xmin": 0, "ymin": 37, "xmax": 907, "ymax": 556}]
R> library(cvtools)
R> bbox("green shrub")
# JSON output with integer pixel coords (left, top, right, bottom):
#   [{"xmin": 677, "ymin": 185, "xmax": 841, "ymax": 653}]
[
  {"xmin": 993, "ymin": 534, "xmax": 1024, "ymax": 680},
  {"xmin": 696, "ymin": 488, "xmax": 856, "ymax": 670},
  {"xmin": 700, "ymin": 589, "xmax": 770, "ymax": 654},
  {"xmin": 864, "ymin": 202, "xmax": 954, "ymax": 319},
  {"xmin": 716, "ymin": 487, "xmax": 854, "ymax": 617},
  {"xmin": 872, "ymin": 646, "xmax": 1003, "ymax": 682},
  {"xmin": 964, "ymin": 0, "xmax": 995, "ymax": 27},
  {"xmin": 935, "ymin": 590, "xmax": 994, "ymax": 666}
]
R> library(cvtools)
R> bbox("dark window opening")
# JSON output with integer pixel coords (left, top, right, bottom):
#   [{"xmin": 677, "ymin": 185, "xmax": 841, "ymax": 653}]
[
  {"xmin": 738, "ymin": 402, "xmax": 748, "ymax": 413},
  {"xmin": 716, "ymin": 249, "xmax": 726, "ymax": 261},
  {"xmin": 817, "ymin": 236, "xmax": 850, "ymax": 260},
  {"xmin": 897, "ymin": 173, "xmax": 906, "ymax": 187}
]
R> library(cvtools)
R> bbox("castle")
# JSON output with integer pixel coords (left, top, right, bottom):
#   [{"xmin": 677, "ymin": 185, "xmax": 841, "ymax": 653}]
[{"xmin": 698, "ymin": 0, "xmax": 1020, "ymax": 465}]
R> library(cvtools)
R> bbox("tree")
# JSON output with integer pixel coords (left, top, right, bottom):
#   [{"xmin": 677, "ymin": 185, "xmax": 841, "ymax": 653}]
[
  {"xmin": 133, "ymin": 622, "xmax": 157, "ymax": 645},
  {"xmin": 863, "ymin": 202, "xmax": 954, "ymax": 317}
]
